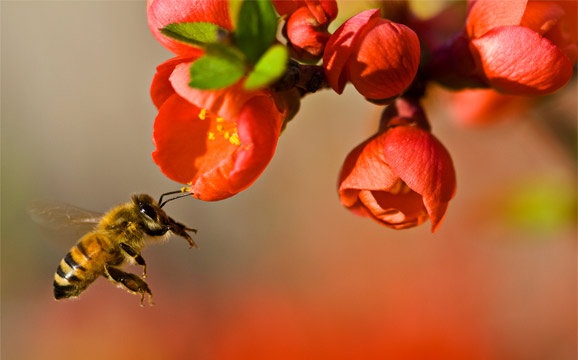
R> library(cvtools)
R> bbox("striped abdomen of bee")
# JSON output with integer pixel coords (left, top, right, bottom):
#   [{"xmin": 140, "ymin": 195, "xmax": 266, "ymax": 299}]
[{"xmin": 53, "ymin": 231, "xmax": 120, "ymax": 300}]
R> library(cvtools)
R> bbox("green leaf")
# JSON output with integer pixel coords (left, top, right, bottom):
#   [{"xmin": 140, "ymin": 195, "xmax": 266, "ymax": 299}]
[
  {"xmin": 234, "ymin": 0, "xmax": 278, "ymax": 64},
  {"xmin": 189, "ymin": 54, "xmax": 245, "ymax": 90},
  {"xmin": 244, "ymin": 44, "xmax": 288, "ymax": 90},
  {"xmin": 161, "ymin": 22, "xmax": 228, "ymax": 46}
]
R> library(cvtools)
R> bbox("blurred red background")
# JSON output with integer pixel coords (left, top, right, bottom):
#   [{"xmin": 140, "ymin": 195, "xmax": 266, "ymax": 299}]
[{"xmin": 2, "ymin": 2, "xmax": 576, "ymax": 359}]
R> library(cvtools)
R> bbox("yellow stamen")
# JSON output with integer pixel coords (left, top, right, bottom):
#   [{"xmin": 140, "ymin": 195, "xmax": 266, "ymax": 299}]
[
  {"xmin": 200, "ymin": 110, "xmax": 240, "ymax": 147},
  {"xmin": 229, "ymin": 132, "xmax": 240, "ymax": 146},
  {"xmin": 198, "ymin": 108, "xmax": 207, "ymax": 120}
]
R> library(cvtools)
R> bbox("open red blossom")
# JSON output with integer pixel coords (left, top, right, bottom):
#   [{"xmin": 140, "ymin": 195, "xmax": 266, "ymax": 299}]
[
  {"xmin": 466, "ymin": 0, "xmax": 576, "ymax": 95},
  {"xmin": 148, "ymin": 0, "xmax": 286, "ymax": 200},
  {"xmin": 323, "ymin": 9, "xmax": 420, "ymax": 101},
  {"xmin": 152, "ymin": 62, "xmax": 285, "ymax": 200},
  {"xmin": 338, "ymin": 100, "xmax": 456, "ymax": 231}
]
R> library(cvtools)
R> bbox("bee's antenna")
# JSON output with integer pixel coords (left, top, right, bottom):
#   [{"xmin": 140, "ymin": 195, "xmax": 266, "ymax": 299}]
[{"xmin": 158, "ymin": 187, "xmax": 192, "ymax": 208}]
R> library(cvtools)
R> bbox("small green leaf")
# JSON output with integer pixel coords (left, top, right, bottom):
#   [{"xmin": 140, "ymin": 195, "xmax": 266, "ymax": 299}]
[
  {"xmin": 234, "ymin": 0, "xmax": 278, "ymax": 64},
  {"xmin": 189, "ymin": 55, "xmax": 245, "ymax": 90},
  {"xmin": 161, "ymin": 22, "xmax": 228, "ymax": 46},
  {"xmin": 244, "ymin": 44, "xmax": 288, "ymax": 90}
]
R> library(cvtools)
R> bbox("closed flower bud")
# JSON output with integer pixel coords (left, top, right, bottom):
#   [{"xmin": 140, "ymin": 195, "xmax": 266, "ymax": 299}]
[
  {"xmin": 323, "ymin": 9, "xmax": 420, "ymax": 101},
  {"xmin": 338, "ymin": 99, "xmax": 456, "ymax": 231}
]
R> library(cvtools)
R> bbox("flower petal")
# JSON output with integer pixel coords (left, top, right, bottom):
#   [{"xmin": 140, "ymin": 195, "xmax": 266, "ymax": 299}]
[
  {"xmin": 338, "ymin": 132, "xmax": 432, "ymax": 230},
  {"xmin": 323, "ymin": 9, "xmax": 381, "ymax": 94},
  {"xmin": 358, "ymin": 190, "xmax": 429, "ymax": 229},
  {"xmin": 347, "ymin": 18, "xmax": 420, "ymax": 100},
  {"xmin": 147, "ymin": 0, "xmax": 232, "ymax": 56},
  {"xmin": 383, "ymin": 126, "xmax": 456, "ymax": 231},
  {"xmin": 339, "ymin": 135, "xmax": 399, "ymax": 197},
  {"xmin": 471, "ymin": 25, "xmax": 573, "ymax": 95},
  {"xmin": 189, "ymin": 95, "xmax": 283, "ymax": 200},
  {"xmin": 150, "ymin": 56, "xmax": 194, "ymax": 109},
  {"xmin": 152, "ymin": 93, "xmax": 209, "ymax": 185},
  {"xmin": 466, "ymin": 0, "xmax": 527, "ymax": 38}
]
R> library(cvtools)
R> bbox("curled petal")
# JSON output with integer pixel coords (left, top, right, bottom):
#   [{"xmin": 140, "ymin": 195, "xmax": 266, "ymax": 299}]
[
  {"xmin": 466, "ymin": 0, "xmax": 527, "ymax": 38},
  {"xmin": 323, "ymin": 9, "xmax": 379, "ymax": 94},
  {"xmin": 323, "ymin": 9, "xmax": 420, "ymax": 100},
  {"xmin": 471, "ymin": 25, "xmax": 573, "ymax": 95},
  {"xmin": 531, "ymin": 1, "xmax": 577, "ymax": 63},
  {"xmin": 285, "ymin": 6, "xmax": 331, "ymax": 60},
  {"xmin": 339, "ymin": 126, "xmax": 456, "ymax": 231},
  {"xmin": 347, "ymin": 18, "xmax": 420, "ymax": 100},
  {"xmin": 305, "ymin": 0, "xmax": 338, "ymax": 25},
  {"xmin": 520, "ymin": 1, "xmax": 565, "ymax": 36},
  {"xmin": 150, "ymin": 56, "xmax": 194, "ymax": 109},
  {"xmin": 383, "ymin": 126, "xmax": 456, "ymax": 231},
  {"xmin": 339, "ymin": 135, "xmax": 428, "ymax": 229},
  {"xmin": 147, "ymin": 0, "xmax": 232, "ymax": 56}
]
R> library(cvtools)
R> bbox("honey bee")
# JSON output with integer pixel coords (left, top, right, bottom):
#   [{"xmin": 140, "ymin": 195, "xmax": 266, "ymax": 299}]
[{"xmin": 31, "ymin": 189, "xmax": 196, "ymax": 305}]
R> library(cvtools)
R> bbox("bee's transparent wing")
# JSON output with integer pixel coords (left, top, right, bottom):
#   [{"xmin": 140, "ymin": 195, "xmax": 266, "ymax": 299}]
[{"xmin": 28, "ymin": 200, "xmax": 102, "ymax": 233}]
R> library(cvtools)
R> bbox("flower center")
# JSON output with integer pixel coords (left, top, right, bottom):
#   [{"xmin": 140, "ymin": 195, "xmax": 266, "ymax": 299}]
[{"xmin": 198, "ymin": 108, "xmax": 240, "ymax": 146}]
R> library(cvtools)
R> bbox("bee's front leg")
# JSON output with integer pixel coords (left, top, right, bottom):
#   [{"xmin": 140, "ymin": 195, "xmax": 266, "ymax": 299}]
[
  {"xmin": 104, "ymin": 265, "xmax": 153, "ymax": 306},
  {"xmin": 119, "ymin": 242, "xmax": 147, "ymax": 278}
]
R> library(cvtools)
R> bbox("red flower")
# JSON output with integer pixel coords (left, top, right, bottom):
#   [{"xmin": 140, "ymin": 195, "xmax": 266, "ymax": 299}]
[
  {"xmin": 338, "ymin": 99, "xmax": 456, "ymax": 231},
  {"xmin": 323, "ymin": 9, "xmax": 420, "ymax": 101},
  {"xmin": 274, "ymin": 0, "xmax": 338, "ymax": 61},
  {"xmin": 466, "ymin": 0, "xmax": 576, "ymax": 95},
  {"xmin": 148, "ymin": 0, "xmax": 286, "ymax": 200}
]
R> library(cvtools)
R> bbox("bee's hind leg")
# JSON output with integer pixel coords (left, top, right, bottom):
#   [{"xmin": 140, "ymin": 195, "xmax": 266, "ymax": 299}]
[
  {"xmin": 120, "ymin": 242, "xmax": 147, "ymax": 278},
  {"xmin": 104, "ymin": 265, "xmax": 153, "ymax": 306}
]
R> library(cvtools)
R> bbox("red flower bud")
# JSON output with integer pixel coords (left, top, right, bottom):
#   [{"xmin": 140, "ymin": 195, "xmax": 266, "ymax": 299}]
[
  {"xmin": 466, "ymin": 0, "xmax": 576, "ymax": 95},
  {"xmin": 338, "ymin": 100, "xmax": 456, "ymax": 231},
  {"xmin": 274, "ymin": 0, "xmax": 337, "ymax": 62},
  {"xmin": 283, "ymin": 6, "xmax": 331, "ymax": 61},
  {"xmin": 323, "ymin": 9, "xmax": 420, "ymax": 101}
]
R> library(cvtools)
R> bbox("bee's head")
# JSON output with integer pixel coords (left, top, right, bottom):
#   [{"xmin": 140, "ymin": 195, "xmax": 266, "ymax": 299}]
[
  {"xmin": 131, "ymin": 194, "xmax": 169, "ymax": 236},
  {"xmin": 131, "ymin": 192, "xmax": 197, "ymax": 247}
]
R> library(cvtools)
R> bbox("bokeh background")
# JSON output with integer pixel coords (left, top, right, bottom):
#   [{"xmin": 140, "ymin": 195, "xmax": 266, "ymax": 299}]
[{"xmin": 2, "ymin": 1, "xmax": 576, "ymax": 359}]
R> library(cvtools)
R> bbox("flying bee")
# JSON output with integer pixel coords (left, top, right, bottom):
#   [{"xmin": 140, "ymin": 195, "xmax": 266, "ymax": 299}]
[{"xmin": 30, "ymin": 189, "xmax": 196, "ymax": 305}]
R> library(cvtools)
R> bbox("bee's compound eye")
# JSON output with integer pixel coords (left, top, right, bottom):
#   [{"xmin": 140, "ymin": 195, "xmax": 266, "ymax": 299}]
[{"xmin": 139, "ymin": 203, "xmax": 157, "ymax": 220}]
